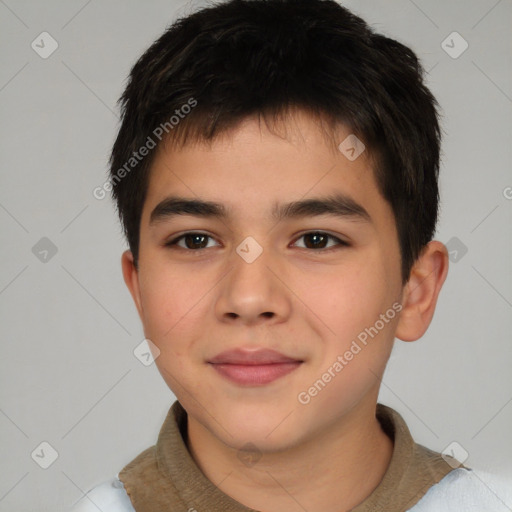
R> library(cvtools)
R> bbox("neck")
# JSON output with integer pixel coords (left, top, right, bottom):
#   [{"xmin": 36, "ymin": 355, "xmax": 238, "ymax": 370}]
[{"xmin": 186, "ymin": 396, "xmax": 394, "ymax": 512}]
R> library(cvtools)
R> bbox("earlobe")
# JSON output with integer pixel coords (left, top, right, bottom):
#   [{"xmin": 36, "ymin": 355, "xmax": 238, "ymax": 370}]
[
  {"xmin": 121, "ymin": 250, "xmax": 144, "ymax": 321},
  {"xmin": 395, "ymin": 241, "xmax": 449, "ymax": 342}
]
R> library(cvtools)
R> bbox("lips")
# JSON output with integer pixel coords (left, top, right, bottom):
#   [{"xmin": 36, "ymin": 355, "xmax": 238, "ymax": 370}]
[
  {"xmin": 208, "ymin": 348, "xmax": 303, "ymax": 386},
  {"xmin": 209, "ymin": 348, "xmax": 301, "ymax": 365}
]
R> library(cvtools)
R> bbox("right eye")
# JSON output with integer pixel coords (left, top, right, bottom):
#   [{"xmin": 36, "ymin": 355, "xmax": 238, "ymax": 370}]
[{"xmin": 164, "ymin": 232, "xmax": 221, "ymax": 251}]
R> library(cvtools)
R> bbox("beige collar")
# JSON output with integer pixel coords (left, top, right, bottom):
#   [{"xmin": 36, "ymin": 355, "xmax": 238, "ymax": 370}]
[{"xmin": 119, "ymin": 401, "xmax": 458, "ymax": 511}]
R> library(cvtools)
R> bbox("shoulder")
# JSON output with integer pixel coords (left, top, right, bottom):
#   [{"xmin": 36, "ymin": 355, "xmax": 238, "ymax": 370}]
[
  {"xmin": 69, "ymin": 475, "xmax": 135, "ymax": 512},
  {"xmin": 409, "ymin": 468, "xmax": 512, "ymax": 511}
]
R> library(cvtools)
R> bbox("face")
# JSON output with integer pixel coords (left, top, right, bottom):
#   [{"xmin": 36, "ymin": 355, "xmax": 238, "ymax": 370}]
[{"xmin": 123, "ymin": 110, "xmax": 406, "ymax": 452}]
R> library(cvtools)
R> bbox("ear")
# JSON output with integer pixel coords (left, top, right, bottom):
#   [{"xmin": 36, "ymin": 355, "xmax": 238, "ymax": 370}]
[
  {"xmin": 395, "ymin": 241, "xmax": 449, "ymax": 342},
  {"xmin": 121, "ymin": 250, "xmax": 144, "ymax": 321}
]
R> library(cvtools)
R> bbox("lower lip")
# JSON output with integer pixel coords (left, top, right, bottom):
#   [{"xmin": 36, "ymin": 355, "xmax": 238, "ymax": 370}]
[{"xmin": 210, "ymin": 362, "xmax": 302, "ymax": 386}]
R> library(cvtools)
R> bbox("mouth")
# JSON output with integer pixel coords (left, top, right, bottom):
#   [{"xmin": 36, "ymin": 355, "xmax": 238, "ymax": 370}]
[{"xmin": 208, "ymin": 348, "xmax": 303, "ymax": 386}]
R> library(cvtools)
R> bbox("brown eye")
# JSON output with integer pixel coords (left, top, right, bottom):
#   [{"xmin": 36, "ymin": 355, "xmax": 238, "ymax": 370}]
[
  {"xmin": 293, "ymin": 232, "xmax": 349, "ymax": 251},
  {"xmin": 303, "ymin": 232, "xmax": 329, "ymax": 249},
  {"xmin": 165, "ymin": 233, "xmax": 219, "ymax": 250},
  {"xmin": 182, "ymin": 234, "xmax": 209, "ymax": 249}
]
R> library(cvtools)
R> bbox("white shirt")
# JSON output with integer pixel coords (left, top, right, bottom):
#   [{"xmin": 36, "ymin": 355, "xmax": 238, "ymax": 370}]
[{"xmin": 69, "ymin": 467, "xmax": 512, "ymax": 511}]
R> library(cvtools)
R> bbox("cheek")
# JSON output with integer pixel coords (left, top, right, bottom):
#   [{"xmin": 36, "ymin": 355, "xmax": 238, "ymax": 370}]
[
  {"xmin": 306, "ymin": 257, "xmax": 389, "ymax": 328},
  {"xmin": 138, "ymin": 266, "xmax": 211, "ymax": 395},
  {"xmin": 137, "ymin": 264, "xmax": 210, "ymax": 348},
  {"xmin": 305, "ymin": 254, "xmax": 399, "ymax": 367}
]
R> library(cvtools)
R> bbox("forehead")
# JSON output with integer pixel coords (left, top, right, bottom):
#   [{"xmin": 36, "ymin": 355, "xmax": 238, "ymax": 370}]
[{"xmin": 141, "ymin": 110, "xmax": 390, "ymax": 228}]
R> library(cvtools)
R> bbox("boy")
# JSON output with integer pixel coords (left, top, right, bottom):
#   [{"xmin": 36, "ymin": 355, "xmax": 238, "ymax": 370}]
[{"xmin": 72, "ymin": 0, "xmax": 512, "ymax": 510}]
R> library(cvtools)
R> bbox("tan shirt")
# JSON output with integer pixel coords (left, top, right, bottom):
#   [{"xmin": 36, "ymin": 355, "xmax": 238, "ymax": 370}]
[{"xmin": 119, "ymin": 400, "xmax": 459, "ymax": 511}]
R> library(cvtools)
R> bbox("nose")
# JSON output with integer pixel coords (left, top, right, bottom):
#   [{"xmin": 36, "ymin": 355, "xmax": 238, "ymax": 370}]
[{"xmin": 214, "ymin": 242, "xmax": 292, "ymax": 327}]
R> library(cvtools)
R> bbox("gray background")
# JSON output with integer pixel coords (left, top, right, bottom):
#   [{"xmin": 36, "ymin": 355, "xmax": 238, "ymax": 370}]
[{"xmin": 0, "ymin": 0, "xmax": 511, "ymax": 510}]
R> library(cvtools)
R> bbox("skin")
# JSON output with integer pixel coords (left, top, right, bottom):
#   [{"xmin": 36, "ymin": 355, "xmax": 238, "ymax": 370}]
[{"xmin": 122, "ymin": 109, "xmax": 449, "ymax": 512}]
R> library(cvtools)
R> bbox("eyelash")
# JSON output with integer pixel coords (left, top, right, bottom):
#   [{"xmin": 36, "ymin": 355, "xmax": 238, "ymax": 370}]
[{"xmin": 164, "ymin": 231, "xmax": 350, "ymax": 253}]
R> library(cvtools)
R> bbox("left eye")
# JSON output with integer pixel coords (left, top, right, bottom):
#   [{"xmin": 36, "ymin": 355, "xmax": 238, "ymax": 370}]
[{"xmin": 293, "ymin": 232, "xmax": 348, "ymax": 250}]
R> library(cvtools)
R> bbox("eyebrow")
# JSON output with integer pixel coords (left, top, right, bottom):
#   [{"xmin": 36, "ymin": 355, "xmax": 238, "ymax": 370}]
[{"xmin": 149, "ymin": 193, "xmax": 372, "ymax": 226}]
